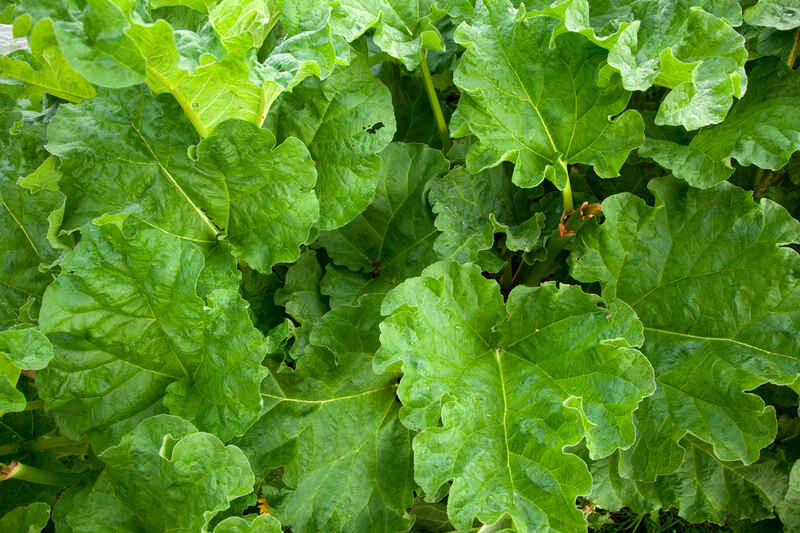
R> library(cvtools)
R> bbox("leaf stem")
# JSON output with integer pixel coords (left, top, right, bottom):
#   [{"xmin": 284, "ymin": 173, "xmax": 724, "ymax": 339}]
[
  {"xmin": 0, "ymin": 461, "xmax": 81, "ymax": 486},
  {"xmin": 754, "ymin": 167, "xmax": 779, "ymax": 197},
  {"xmin": 23, "ymin": 400, "xmax": 43, "ymax": 411},
  {"xmin": 788, "ymin": 27, "xmax": 800, "ymax": 69},
  {"xmin": 562, "ymin": 173, "xmax": 574, "ymax": 214},
  {"xmin": 0, "ymin": 436, "xmax": 88, "ymax": 458},
  {"xmin": 477, "ymin": 518, "xmax": 512, "ymax": 533},
  {"xmin": 419, "ymin": 49, "xmax": 450, "ymax": 149}
]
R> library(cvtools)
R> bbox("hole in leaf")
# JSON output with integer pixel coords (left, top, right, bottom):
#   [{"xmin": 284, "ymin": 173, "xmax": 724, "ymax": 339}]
[{"xmin": 364, "ymin": 122, "xmax": 384, "ymax": 134}]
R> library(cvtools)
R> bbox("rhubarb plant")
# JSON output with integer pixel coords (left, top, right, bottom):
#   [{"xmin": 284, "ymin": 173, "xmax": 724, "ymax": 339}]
[{"xmin": 1, "ymin": 1, "xmax": 800, "ymax": 532}]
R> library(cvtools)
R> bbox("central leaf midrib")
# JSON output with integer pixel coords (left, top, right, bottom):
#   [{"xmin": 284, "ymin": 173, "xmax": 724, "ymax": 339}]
[
  {"xmin": 129, "ymin": 123, "xmax": 221, "ymax": 238},
  {"xmin": 0, "ymin": 196, "xmax": 42, "ymax": 260},
  {"xmin": 495, "ymin": 348, "xmax": 517, "ymax": 499}
]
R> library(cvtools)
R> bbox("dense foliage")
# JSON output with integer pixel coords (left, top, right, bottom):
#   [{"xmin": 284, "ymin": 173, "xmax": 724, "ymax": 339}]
[{"xmin": 1, "ymin": 1, "xmax": 799, "ymax": 532}]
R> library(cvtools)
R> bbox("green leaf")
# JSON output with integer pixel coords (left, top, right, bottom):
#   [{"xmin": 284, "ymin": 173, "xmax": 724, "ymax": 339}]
[
  {"xmin": 317, "ymin": 142, "xmax": 448, "ymax": 306},
  {"xmin": 590, "ymin": 437, "xmax": 790, "ymax": 524},
  {"xmin": 0, "ymin": 101, "xmax": 63, "ymax": 331},
  {"xmin": 450, "ymin": 1, "xmax": 644, "ymax": 189},
  {"xmin": 375, "ymin": 262, "xmax": 654, "ymax": 532},
  {"xmin": 47, "ymin": 86, "xmax": 318, "ymax": 272},
  {"xmin": 271, "ymin": 52, "xmax": 396, "ymax": 230},
  {"xmin": 0, "ymin": 176, "xmax": 63, "ymax": 331},
  {"xmin": 37, "ymin": 223, "xmax": 268, "ymax": 446},
  {"xmin": 0, "ymin": 19, "xmax": 95, "ymax": 103},
  {"xmin": 274, "ymin": 249, "xmax": 328, "ymax": 358},
  {"xmin": 779, "ymin": 459, "xmax": 800, "ymax": 532},
  {"xmin": 62, "ymin": 414, "xmax": 254, "ymax": 533},
  {"xmin": 570, "ymin": 175, "xmax": 800, "ymax": 480},
  {"xmin": 214, "ymin": 515, "xmax": 282, "ymax": 533},
  {"xmin": 238, "ymin": 294, "xmax": 414, "ymax": 533},
  {"xmin": 746, "ymin": 1, "xmax": 800, "ymax": 30},
  {"xmin": 0, "ymin": 502, "xmax": 50, "ymax": 533},
  {"xmin": 329, "ymin": 0, "xmax": 445, "ymax": 69},
  {"xmin": 533, "ymin": 0, "xmax": 748, "ymax": 130},
  {"xmin": 429, "ymin": 165, "xmax": 546, "ymax": 269},
  {"xmin": 195, "ymin": 120, "xmax": 319, "ymax": 272},
  {"xmin": 640, "ymin": 57, "xmax": 800, "ymax": 188}
]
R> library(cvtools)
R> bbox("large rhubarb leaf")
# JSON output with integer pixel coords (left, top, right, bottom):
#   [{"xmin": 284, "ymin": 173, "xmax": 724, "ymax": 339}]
[
  {"xmin": 532, "ymin": 0, "xmax": 748, "ymax": 130},
  {"xmin": 37, "ymin": 223, "xmax": 268, "ymax": 447},
  {"xmin": 61, "ymin": 415, "xmax": 254, "ymax": 533},
  {"xmin": 317, "ymin": 143, "xmax": 448, "ymax": 306},
  {"xmin": 12, "ymin": 0, "xmax": 336, "ymax": 136},
  {"xmin": 450, "ymin": 0, "xmax": 644, "ymax": 190},
  {"xmin": 47, "ymin": 86, "xmax": 318, "ymax": 273},
  {"xmin": 571, "ymin": 175, "xmax": 800, "ymax": 481},
  {"xmin": 238, "ymin": 294, "xmax": 413, "ymax": 533},
  {"xmin": 375, "ymin": 262, "xmax": 654, "ymax": 533},
  {"xmin": 589, "ymin": 437, "xmax": 791, "ymax": 524},
  {"xmin": 270, "ymin": 53, "xmax": 396, "ymax": 230},
  {"xmin": 640, "ymin": 57, "xmax": 800, "ymax": 188}
]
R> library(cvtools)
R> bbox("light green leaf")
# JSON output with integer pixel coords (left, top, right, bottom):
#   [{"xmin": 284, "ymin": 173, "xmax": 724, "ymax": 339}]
[
  {"xmin": 318, "ymin": 143, "xmax": 448, "ymax": 306},
  {"xmin": 0, "ymin": 19, "xmax": 95, "ymax": 103},
  {"xmin": 0, "ymin": 327, "xmax": 53, "ymax": 370},
  {"xmin": 15, "ymin": 0, "xmax": 337, "ymax": 137},
  {"xmin": 375, "ymin": 262, "xmax": 654, "ymax": 533},
  {"xmin": 47, "ymin": 86, "xmax": 318, "ymax": 272},
  {"xmin": 0, "ymin": 502, "xmax": 50, "ymax": 533},
  {"xmin": 779, "ymin": 460, "xmax": 800, "ymax": 532},
  {"xmin": 271, "ymin": 53, "xmax": 396, "ymax": 230},
  {"xmin": 570, "ymin": 175, "xmax": 800, "ymax": 480},
  {"xmin": 429, "ymin": 165, "xmax": 545, "ymax": 269},
  {"xmin": 451, "ymin": 0, "xmax": 643, "ymax": 189},
  {"xmin": 590, "ymin": 437, "xmax": 790, "ymax": 524},
  {"xmin": 639, "ymin": 57, "xmax": 800, "ymax": 188},
  {"xmin": 16, "ymin": 0, "xmax": 147, "ymax": 88},
  {"xmin": 38, "ymin": 223, "xmax": 268, "ymax": 446},
  {"xmin": 208, "ymin": 0, "xmax": 279, "ymax": 54},
  {"xmin": 533, "ymin": 0, "xmax": 748, "ymax": 130},
  {"xmin": 329, "ymin": 0, "xmax": 445, "ymax": 69},
  {"xmin": 0, "ymin": 356, "xmax": 25, "ymax": 416},
  {"xmin": 63, "ymin": 415, "xmax": 254, "ymax": 533},
  {"xmin": 214, "ymin": 515, "xmax": 282, "ymax": 533},
  {"xmin": 746, "ymin": 1, "xmax": 800, "ymax": 30},
  {"xmin": 238, "ymin": 294, "xmax": 414, "ymax": 533}
]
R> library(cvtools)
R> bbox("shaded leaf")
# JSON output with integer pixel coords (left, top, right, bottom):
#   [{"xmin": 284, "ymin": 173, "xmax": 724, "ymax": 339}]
[{"xmin": 238, "ymin": 294, "xmax": 413, "ymax": 533}]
